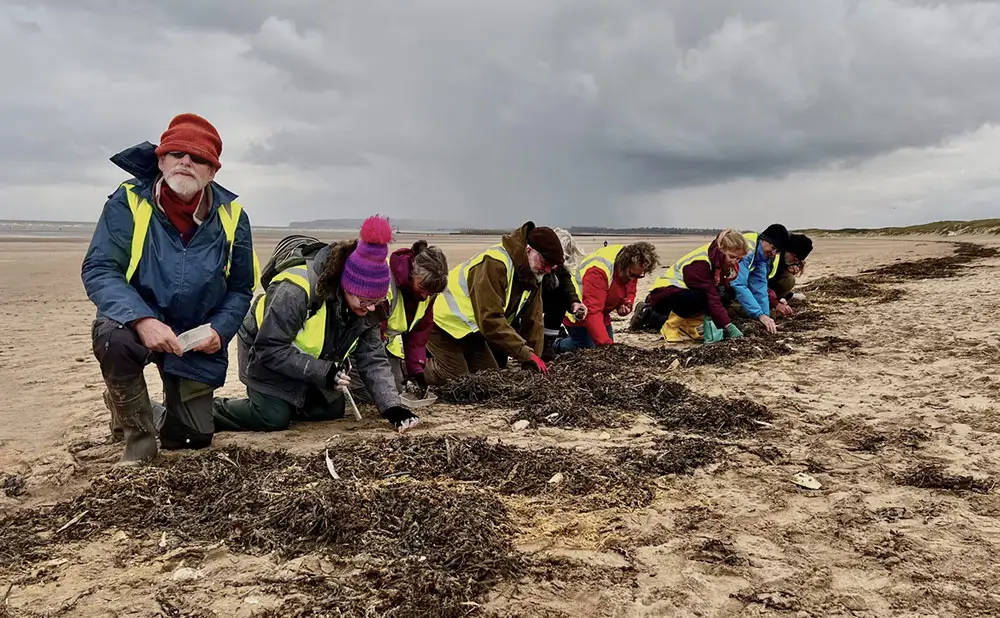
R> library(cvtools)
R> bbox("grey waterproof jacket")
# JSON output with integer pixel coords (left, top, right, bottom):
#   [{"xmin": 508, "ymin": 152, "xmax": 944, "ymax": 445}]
[{"xmin": 235, "ymin": 243, "xmax": 401, "ymax": 413}]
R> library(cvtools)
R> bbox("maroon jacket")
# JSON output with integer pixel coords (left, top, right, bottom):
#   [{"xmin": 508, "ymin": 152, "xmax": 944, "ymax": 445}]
[
  {"xmin": 380, "ymin": 248, "xmax": 435, "ymax": 376},
  {"xmin": 646, "ymin": 240, "xmax": 736, "ymax": 329}
]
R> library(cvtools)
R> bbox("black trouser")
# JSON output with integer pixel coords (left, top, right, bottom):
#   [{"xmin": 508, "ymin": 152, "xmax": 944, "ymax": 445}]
[
  {"xmin": 645, "ymin": 289, "xmax": 708, "ymax": 330},
  {"xmin": 542, "ymin": 284, "xmax": 572, "ymax": 333},
  {"xmin": 92, "ymin": 317, "xmax": 215, "ymax": 449}
]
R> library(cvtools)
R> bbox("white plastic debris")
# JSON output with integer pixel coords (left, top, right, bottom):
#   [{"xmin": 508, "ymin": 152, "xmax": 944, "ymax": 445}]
[
  {"xmin": 791, "ymin": 472, "xmax": 822, "ymax": 490},
  {"xmin": 548, "ymin": 472, "xmax": 564, "ymax": 485}
]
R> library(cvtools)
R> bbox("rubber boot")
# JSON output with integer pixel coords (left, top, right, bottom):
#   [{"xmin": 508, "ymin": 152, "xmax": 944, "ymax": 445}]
[
  {"xmin": 541, "ymin": 335, "xmax": 557, "ymax": 362},
  {"xmin": 105, "ymin": 377, "xmax": 158, "ymax": 467},
  {"xmin": 103, "ymin": 389, "xmax": 124, "ymax": 443},
  {"xmin": 629, "ymin": 301, "xmax": 647, "ymax": 331}
]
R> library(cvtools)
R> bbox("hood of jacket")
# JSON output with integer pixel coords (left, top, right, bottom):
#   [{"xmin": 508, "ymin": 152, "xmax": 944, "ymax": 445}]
[
  {"xmin": 390, "ymin": 248, "xmax": 416, "ymax": 296},
  {"xmin": 109, "ymin": 141, "xmax": 239, "ymax": 206}
]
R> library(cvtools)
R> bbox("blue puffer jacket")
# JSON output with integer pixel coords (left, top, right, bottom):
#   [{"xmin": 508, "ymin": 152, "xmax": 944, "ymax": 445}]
[
  {"xmin": 730, "ymin": 238, "xmax": 773, "ymax": 319},
  {"xmin": 81, "ymin": 142, "xmax": 256, "ymax": 387}
]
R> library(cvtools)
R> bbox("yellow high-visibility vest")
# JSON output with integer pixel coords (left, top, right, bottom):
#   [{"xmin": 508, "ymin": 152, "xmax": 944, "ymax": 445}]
[
  {"xmin": 565, "ymin": 244, "xmax": 623, "ymax": 323},
  {"xmin": 251, "ymin": 264, "xmax": 357, "ymax": 361},
  {"xmin": 121, "ymin": 182, "xmax": 262, "ymax": 290},
  {"xmin": 649, "ymin": 242, "xmax": 713, "ymax": 292},
  {"xmin": 432, "ymin": 244, "xmax": 531, "ymax": 339},
  {"xmin": 743, "ymin": 232, "xmax": 779, "ymax": 280},
  {"xmin": 384, "ymin": 275, "xmax": 431, "ymax": 359}
]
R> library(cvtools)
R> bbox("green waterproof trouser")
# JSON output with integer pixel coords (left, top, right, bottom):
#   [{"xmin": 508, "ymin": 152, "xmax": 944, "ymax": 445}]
[{"xmin": 212, "ymin": 387, "xmax": 345, "ymax": 432}]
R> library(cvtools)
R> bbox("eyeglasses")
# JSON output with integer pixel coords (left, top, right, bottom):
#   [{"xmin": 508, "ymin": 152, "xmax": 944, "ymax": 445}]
[
  {"xmin": 357, "ymin": 296, "xmax": 386, "ymax": 308},
  {"xmin": 166, "ymin": 151, "xmax": 212, "ymax": 166}
]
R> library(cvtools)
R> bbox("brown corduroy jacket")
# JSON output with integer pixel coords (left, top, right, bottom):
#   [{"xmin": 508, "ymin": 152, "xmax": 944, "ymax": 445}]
[{"xmin": 466, "ymin": 222, "xmax": 545, "ymax": 363}]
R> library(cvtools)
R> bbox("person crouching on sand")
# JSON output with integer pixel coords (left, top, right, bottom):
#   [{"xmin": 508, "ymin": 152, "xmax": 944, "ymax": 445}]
[
  {"xmin": 82, "ymin": 113, "xmax": 258, "ymax": 466},
  {"xmin": 630, "ymin": 229, "xmax": 749, "ymax": 343},
  {"xmin": 769, "ymin": 233, "xmax": 813, "ymax": 318},
  {"xmin": 352, "ymin": 239, "xmax": 449, "ymax": 400},
  {"xmin": 553, "ymin": 241, "xmax": 658, "ymax": 352},
  {"xmin": 212, "ymin": 216, "xmax": 419, "ymax": 434}
]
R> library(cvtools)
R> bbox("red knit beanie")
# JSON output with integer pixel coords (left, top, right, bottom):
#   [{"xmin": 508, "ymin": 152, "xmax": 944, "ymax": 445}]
[{"xmin": 154, "ymin": 113, "xmax": 223, "ymax": 169}]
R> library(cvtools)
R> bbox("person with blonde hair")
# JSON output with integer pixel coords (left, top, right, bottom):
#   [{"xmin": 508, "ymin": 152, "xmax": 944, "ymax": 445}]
[{"xmin": 630, "ymin": 229, "xmax": 750, "ymax": 342}]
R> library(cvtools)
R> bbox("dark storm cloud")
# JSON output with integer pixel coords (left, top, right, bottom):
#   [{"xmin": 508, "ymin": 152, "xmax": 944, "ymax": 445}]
[{"xmin": 3, "ymin": 0, "xmax": 1000, "ymax": 226}]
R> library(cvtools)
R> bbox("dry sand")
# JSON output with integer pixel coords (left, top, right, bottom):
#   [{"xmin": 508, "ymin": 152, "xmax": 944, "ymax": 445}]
[{"xmin": 2, "ymin": 232, "xmax": 1000, "ymax": 617}]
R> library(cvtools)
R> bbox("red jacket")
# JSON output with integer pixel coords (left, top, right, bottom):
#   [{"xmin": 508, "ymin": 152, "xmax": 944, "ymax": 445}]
[
  {"xmin": 564, "ymin": 267, "xmax": 636, "ymax": 345},
  {"xmin": 379, "ymin": 248, "xmax": 435, "ymax": 376}
]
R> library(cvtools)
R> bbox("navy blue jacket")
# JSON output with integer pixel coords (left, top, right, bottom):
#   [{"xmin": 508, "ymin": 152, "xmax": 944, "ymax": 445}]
[{"xmin": 81, "ymin": 142, "xmax": 255, "ymax": 387}]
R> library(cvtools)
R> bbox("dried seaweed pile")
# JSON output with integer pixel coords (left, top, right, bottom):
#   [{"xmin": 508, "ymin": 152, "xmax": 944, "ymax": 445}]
[
  {"xmin": 554, "ymin": 340, "xmax": 792, "ymax": 372},
  {"xmin": 326, "ymin": 435, "xmax": 655, "ymax": 508},
  {"xmin": 849, "ymin": 428, "xmax": 929, "ymax": 453},
  {"xmin": 735, "ymin": 307, "xmax": 831, "ymax": 338},
  {"xmin": 898, "ymin": 463, "xmax": 994, "ymax": 494},
  {"xmin": 438, "ymin": 347, "xmax": 774, "ymax": 435},
  {"xmin": 799, "ymin": 275, "xmax": 905, "ymax": 303},
  {"xmin": 690, "ymin": 538, "xmax": 750, "ymax": 566},
  {"xmin": 3, "ymin": 474, "xmax": 26, "ymax": 497},
  {"xmin": 612, "ymin": 436, "xmax": 721, "ymax": 477},
  {"xmin": 861, "ymin": 242, "xmax": 1000, "ymax": 281},
  {"xmin": 813, "ymin": 336, "xmax": 862, "ymax": 354},
  {"xmin": 1, "ymin": 448, "xmax": 520, "ymax": 591}
]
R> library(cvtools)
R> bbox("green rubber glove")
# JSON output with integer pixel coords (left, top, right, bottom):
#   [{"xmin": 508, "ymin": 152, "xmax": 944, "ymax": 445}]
[{"xmin": 725, "ymin": 323, "xmax": 743, "ymax": 339}]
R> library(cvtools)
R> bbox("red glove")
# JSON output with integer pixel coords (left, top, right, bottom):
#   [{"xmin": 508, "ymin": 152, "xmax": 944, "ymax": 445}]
[{"xmin": 528, "ymin": 354, "xmax": 549, "ymax": 375}]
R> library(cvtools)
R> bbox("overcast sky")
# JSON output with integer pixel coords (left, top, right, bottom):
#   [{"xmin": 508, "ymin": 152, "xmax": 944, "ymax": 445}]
[{"xmin": 3, "ymin": 0, "xmax": 1000, "ymax": 229}]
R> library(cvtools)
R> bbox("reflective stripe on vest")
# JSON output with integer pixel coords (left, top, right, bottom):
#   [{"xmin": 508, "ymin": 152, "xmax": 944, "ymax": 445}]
[
  {"xmin": 121, "ymin": 182, "xmax": 262, "ymax": 290},
  {"xmin": 743, "ymin": 232, "xmax": 779, "ymax": 280},
  {"xmin": 252, "ymin": 265, "xmax": 357, "ymax": 361},
  {"xmin": 384, "ymin": 276, "xmax": 431, "ymax": 359},
  {"xmin": 649, "ymin": 242, "xmax": 713, "ymax": 292},
  {"xmin": 565, "ymin": 244, "xmax": 623, "ymax": 324},
  {"xmin": 433, "ymin": 244, "xmax": 531, "ymax": 339}
]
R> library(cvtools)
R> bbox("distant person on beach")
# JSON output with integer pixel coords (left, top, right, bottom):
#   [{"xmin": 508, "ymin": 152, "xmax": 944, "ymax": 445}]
[
  {"xmin": 553, "ymin": 242, "xmax": 658, "ymax": 352},
  {"xmin": 81, "ymin": 113, "xmax": 259, "ymax": 466},
  {"xmin": 723, "ymin": 224, "xmax": 791, "ymax": 333},
  {"xmin": 768, "ymin": 233, "xmax": 813, "ymax": 317},
  {"xmin": 212, "ymin": 216, "xmax": 419, "ymax": 434},
  {"xmin": 630, "ymin": 229, "xmax": 749, "ymax": 342},
  {"xmin": 423, "ymin": 221, "xmax": 563, "ymax": 385}
]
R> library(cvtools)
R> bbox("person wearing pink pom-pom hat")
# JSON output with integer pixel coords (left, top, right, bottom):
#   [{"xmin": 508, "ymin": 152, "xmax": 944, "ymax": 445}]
[{"xmin": 212, "ymin": 215, "xmax": 420, "ymax": 434}]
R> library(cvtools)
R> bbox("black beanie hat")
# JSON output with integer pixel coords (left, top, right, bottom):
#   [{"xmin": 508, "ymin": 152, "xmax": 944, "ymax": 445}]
[
  {"xmin": 787, "ymin": 233, "xmax": 813, "ymax": 260},
  {"xmin": 759, "ymin": 223, "xmax": 789, "ymax": 252}
]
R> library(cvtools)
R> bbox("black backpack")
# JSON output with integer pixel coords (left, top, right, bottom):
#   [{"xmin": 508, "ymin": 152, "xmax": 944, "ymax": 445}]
[{"xmin": 259, "ymin": 234, "xmax": 326, "ymax": 291}]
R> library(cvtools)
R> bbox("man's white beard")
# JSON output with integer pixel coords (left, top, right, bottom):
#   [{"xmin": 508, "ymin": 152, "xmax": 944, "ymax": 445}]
[{"xmin": 165, "ymin": 171, "xmax": 204, "ymax": 200}]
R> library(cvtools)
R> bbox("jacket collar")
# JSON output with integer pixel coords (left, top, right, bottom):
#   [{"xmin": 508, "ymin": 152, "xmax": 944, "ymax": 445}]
[{"xmin": 109, "ymin": 141, "xmax": 238, "ymax": 205}]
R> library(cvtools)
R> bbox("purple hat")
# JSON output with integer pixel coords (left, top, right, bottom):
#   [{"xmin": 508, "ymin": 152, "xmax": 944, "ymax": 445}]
[{"xmin": 342, "ymin": 215, "xmax": 393, "ymax": 299}]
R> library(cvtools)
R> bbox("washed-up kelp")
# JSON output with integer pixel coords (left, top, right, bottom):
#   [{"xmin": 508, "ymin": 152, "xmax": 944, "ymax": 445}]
[
  {"xmin": 898, "ymin": 463, "xmax": 994, "ymax": 494},
  {"xmin": 861, "ymin": 242, "xmax": 1000, "ymax": 281}
]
